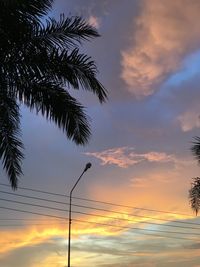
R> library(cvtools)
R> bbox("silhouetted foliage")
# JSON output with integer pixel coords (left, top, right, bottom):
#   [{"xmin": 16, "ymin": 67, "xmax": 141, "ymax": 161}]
[
  {"xmin": 191, "ymin": 137, "xmax": 200, "ymax": 163},
  {"xmin": 189, "ymin": 137, "xmax": 200, "ymax": 214},
  {"xmin": 0, "ymin": 0, "xmax": 107, "ymax": 189},
  {"xmin": 189, "ymin": 177, "xmax": 200, "ymax": 215}
]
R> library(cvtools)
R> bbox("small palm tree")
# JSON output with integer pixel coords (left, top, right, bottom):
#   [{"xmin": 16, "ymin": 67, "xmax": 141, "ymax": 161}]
[
  {"xmin": 0, "ymin": 0, "xmax": 107, "ymax": 189},
  {"xmin": 189, "ymin": 177, "xmax": 200, "ymax": 215},
  {"xmin": 191, "ymin": 137, "xmax": 200, "ymax": 163},
  {"xmin": 189, "ymin": 137, "xmax": 200, "ymax": 214}
]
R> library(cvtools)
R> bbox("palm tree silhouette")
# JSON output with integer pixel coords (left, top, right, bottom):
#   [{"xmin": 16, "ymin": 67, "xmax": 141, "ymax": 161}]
[
  {"xmin": 189, "ymin": 137, "xmax": 200, "ymax": 215},
  {"xmin": 0, "ymin": 0, "xmax": 107, "ymax": 189},
  {"xmin": 189, "ymin": 177, "xmax": 200, "ymax": 215}
]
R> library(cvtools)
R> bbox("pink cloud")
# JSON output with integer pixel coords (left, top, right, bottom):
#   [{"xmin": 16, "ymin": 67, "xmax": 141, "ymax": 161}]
[
  {"xmin": 177, "ymin": 108, "xmax": 200, "ymax": 132},
  {"xmin": 88, "ymin": 15, "xmax": 101, "ymax": 29},
  {"xmin": 121, "ymin": 0, "xmax": 200, "ymax": 97},
  {"xmin": 85, "ymin": 147, "xmax": 174, "ymax": 168}
]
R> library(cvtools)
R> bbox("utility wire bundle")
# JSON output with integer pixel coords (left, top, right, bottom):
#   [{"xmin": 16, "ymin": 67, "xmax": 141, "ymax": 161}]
[{"xmin": 0, "ymin": 183, "xmax": 199, "ymax": 242}]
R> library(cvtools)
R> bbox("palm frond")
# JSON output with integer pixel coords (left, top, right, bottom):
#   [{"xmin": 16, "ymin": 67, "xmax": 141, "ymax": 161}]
[
  {"xmin": 0, "ymin": 1, "xmax": 107, "ymax": 189},
  {"xmin": 191, "ymin": 137, "xmax": 200, "ymax": 163},
  {"xmin": 47, "ymin": 48, "xmax": 107, "ymax": 102},
  {"xmin": 51, "ymin": 48, "xmax": 107, "ymax": 102},
  {"xmin": 189, "ymin": 177, "xmax": 200, "ymax": 215},
  {"xmin": 0, "ymin": 0, "xmax": 51, "ymax": 51},
  {"xmin": 34, "ymin": 15, "xmax": 100, "ymax": 49},
  {"xmin": 8, "ymin": 47, "xmax": 107, "ymax": 103},
  {"xmin": 0, "ymin": 88, "xmax": 24, "ymax": 189},
  {"xmin": 0, "ymin": 0, "xmax": 52, "ymax": 19},
  {"xmin": 17, "ymin": 82, "xmax": 91, "ymax": 145}
]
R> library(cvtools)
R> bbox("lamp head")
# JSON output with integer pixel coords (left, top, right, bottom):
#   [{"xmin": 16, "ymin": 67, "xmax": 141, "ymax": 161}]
[{"xmin": 84, "ymin": 162, "xmax": 92, "ymax": 172}]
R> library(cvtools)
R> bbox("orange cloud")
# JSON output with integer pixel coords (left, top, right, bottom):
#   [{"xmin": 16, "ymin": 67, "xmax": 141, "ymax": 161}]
[
  {"xmin": 121, "ymin": 0, "xmax": 200, "ymax": 97},
  {"xmin": 0, "ymin": 221, "xmax": 67, "ymax": 255},
  {"xmin": 88, "ymin": 155, "xmax": 199, "ymax": 221},
  {"xmin": 1, "ymin": 165, "xmax": 199, "ymax": 266},
  {"xmin": 31, "ymin": 254, "xmax": 65, "ymax": 267},
  {"xmin": 0, "ymin": 211, "xmax": 142, "ymax": 258}
]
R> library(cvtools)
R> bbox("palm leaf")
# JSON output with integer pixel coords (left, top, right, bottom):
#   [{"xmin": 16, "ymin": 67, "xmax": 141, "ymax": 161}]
[
  {"xmin": 191, "ymin": 137, "xmax": 200, "ymax": 163},
  {"xmin": 38, "ymin": 48, "xmax": 106, "ymax": 102},
  {"xmin": 0, "ymin": 0, "xmax": 53, "ymax": 19},
  {"xmin": 189, "ymin": 177, "xmax": 200, "ymax": 215},
  {"xmin": 0, "ymin": 1, "xmax": 107, "ymax": 189},
  {"xmin": 0, "ymin": 0, "xmax": 50, "ymax": 51},
  {"xmin": 0, "ymin": 88, "xmax": 24, "ymax": 189},
  {"xmin": 33, "ymin": 15, "xmax": 100, "ymax": 49},
  {"xmin": 7, "ymin": 46, "xmax": 107, "ymax": 103},
  {"xmin": 17, "ymin": 81, "xmax": 91, "ymax": 145},
  {"xmin": 48, "ymin": 48, "xmax": 107, "ymax": 102}
]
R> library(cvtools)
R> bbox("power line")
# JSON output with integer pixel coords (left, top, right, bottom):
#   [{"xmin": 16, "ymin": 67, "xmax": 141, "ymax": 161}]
[
  {"xmin": 0, "ymin": 190, "xmax": 68, "ymax": 205},
  {"xmin": 0, "ymin": 197, "xmax": 200, "ymax": 232},
  {"xmin": 72, "ymin": 219, "xmax": 199, "ymax": 241},
  {"xmin": 0, "ymin": 206, "xmax": 198, "ymax": 241},
  {"xmin": 73, "ymin": 197, "xmax": 193, "ymax": 218},
  {"xmin": 0, "ymin": 218, "xmax": 65, "ymax": 221},
  {"xmin": 0, "ymin": 223, "xmax": 67, "ymax": 227},
  {"xmin": 0, "ymin": 183, "xmax": 66, "ymax": 197},
  {"xmin": 0, "ymin": 191, "xmax": 199, "ymax": 228},
  {"xmin": 0, "ymin": 197, "xmax": 68, "ymax": 212},
  {"xmin": 0, "ymin": 206, "xmax": 67, "ymax": 220},
  {"xmin": 0, "ymin": 183, "xmax": 193, "ymax": 217}
]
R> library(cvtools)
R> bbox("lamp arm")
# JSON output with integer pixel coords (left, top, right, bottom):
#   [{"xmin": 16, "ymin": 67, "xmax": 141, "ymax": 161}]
[
  {"xmin": 69, "ymin": 163, "xmax": 92, "ymax": 197},
  {"xmin": 70, "ymin": 170, "xmax": 86, "ymax": 197}
]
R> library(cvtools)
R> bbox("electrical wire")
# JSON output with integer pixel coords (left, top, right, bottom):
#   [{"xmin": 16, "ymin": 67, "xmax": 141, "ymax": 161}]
[
  {"xmin": 0, "ymin": 205, "xmax": 198, "ymax": 241},
  {"xmin": 0, "ymin": 183, "xmax": 193, "ymax": 217},
  {"xmin": 0, "ymin": 198, "xmax": 200, "ymax": 230},
  {"xmin": 0, "ymin": 192, "xmax": 199, "ymax": 228},
  {"xmin": 1, "ymin": 197, "xmax": 200, "ymax": 234}
]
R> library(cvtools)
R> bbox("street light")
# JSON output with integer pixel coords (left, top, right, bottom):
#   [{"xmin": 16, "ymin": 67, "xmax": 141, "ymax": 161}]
[{"xmin": 68, "ymin": 162, "xmax": 92, "ymax": 267}]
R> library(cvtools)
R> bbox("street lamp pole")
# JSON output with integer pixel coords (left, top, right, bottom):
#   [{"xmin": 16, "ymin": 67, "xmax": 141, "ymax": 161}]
[{"xmin": 68, "ymin": 163, "xmax": 92, "ymax": 267}]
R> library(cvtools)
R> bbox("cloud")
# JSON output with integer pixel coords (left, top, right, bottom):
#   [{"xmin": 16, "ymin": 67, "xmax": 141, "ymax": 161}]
[
  {"xmin": 0, "ymin": 223, "xmax": 68, "ymax": 255},
  {"xmin": 88, "ymin": 15, "xmax": 101, "ymax": 28},
  {"xmin": 85, "ymin": 147, "xmax": 174, "ymax": 168},
  {"xmin": 177, "ymin": 108, "xmax": 200, "ymax": 132},
  {"xmin": 121, "ymin": 0, "xmax": 200, "ymax": 97},
  {"xmin": 0, "ymin": 239, "xmax": 66, "ymax": 267}
]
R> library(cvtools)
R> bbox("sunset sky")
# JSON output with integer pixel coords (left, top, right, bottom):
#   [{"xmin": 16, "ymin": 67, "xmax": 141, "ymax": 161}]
[{"xmin": 2, "ymin": 0, "xmax": 200, "ymax": 266}]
